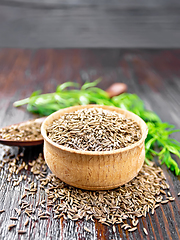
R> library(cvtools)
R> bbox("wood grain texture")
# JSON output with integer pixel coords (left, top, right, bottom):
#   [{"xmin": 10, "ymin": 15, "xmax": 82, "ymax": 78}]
[
  {"xmin": 0, "ymin": 1, "xmax": 180, "ymax": 47},
  {"xmin": 0, "ymin": 49, "xmax": 180, "ymax": 239},
  {"xmin": 1, "ymin": 0, "xmax": 180, "ymax": 7}
]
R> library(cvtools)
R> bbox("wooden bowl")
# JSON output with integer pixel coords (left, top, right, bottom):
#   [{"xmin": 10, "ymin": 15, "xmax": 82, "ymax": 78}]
[{"xmin": 41, "ymin": 105, "xmax": 148, "ymax": 190}]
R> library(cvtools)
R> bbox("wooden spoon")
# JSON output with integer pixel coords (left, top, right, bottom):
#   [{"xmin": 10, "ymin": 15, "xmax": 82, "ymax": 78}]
[{"xmin": 0, "ymin": 83, "xmax": 127, "ymax": 147}]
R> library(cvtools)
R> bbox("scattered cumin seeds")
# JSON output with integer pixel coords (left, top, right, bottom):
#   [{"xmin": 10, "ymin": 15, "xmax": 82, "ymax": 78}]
[
  {"xmin": 39, "ymin": 216, "xmax": 49, "ymax": 219},
  {"xmin": 167, "ymin": 192, "xmax": 171, "ymax": 197},
  {"xmin": 8, "ymin": 224, "xmax": 16, "ymax": 231},
  {"xmin": 24, "ymin": 219, "xmax": 29, "ymax": 226},
  {"xmin": 154, "ymin": 204, "xmax": 160, "ymax": 209},
  {"xmin": 160, "ymin": 189, "xmax": 166, "ymax": 195},
  {"xmin": 124, "ymin": 224, "xmax": 131, "ymax": 230},
  {"xmin": 18, "ymin": 230, "xmax": 27, "ymax": 234},
  {"xmin": 40, "ymin": 200, "xmax": 46, "ymax": 204},
  {"xmin": 0, "ymin": 209, "xmax": 5, "ymax": 213},
  {"xmin": 151, "ymin": 208, "xmax": 155, "ymax": 215},
  {"xmin": 14, "ymin": 208, "xmax": 21, "ymax": 216},
  {"xmin": 143, "ymin": 228, "xmax": 148, "ymax": 235},
  {"xmin": 10, "ymin": 217, "xmax": 18, "ymax": 220},
  {"xmin": 128, "ymin": 227, "xmax": 137, "ymax": 232},
  {"xmin": 178, "ymin": 192, "xmax": 180, "ymax": 196},
  {"xmin": 84, "ymin": 226, "xmax": 91, "ymax": 233},
  {"xmin": 161, "ymin": 200, "xmax": 169, "ymax": 204},
  {"xmin": 132, "ymin": 219, "xmax": 139, "ymax": 226},
  {"xmin": 21, "ymin": 194, "xmax": 27, "ymax": 199},
  {"xmin": 1, "ymin": 148, "xmax": 175, "ymax": 235},
  {"xmin": 168, "ymin": 197, "xmax": 175, "ymax": 201}
]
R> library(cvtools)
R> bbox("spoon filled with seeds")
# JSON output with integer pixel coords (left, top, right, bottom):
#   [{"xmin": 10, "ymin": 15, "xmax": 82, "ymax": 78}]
[{"xmin": 0, "ymin": 117, "xmax": 46, "ymax": 146}]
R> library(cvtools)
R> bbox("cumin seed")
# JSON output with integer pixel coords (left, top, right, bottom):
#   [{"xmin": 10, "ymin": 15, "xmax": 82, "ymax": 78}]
[
  {"xmin": 18, "ymin": 230, "xmax": 27, "ymax": 234},
  {"xmin": 128, "ymin": 227, "xmax": 137, "ymax": 232},
  {"xmin": 143, "ymin": 228, "xmax": 148, "ymax": 235},
  {"xmin": 24, "ymin": 219, "xmax": 29, "ymax": 226},
  {"xmin": 8, "ymin": 224, "xmax": 16, "ymax": 231},
  {"xmin": 10, "ymin": 217, "xmax": 18, "ymax": 220},
  {"xmin": 84, "ymin": 226, "xmax": 91, "ymax": 233}
]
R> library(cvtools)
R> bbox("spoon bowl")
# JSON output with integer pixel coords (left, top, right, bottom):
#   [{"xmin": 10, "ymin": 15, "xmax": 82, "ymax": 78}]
[{"xmin": 0, "ymin": 117, "xmax": 46, "ymax": 146}]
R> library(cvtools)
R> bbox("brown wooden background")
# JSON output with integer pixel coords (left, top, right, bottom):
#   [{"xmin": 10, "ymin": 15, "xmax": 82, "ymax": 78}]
[{"xmin": 0, "ymin": 49, "xmax": 180, "ymax": 239}]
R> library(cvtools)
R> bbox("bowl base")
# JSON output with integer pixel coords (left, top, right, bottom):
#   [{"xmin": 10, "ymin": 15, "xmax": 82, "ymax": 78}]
[{"xmin": 61, "ymin": 147, "xmax": 145, "ymax": 191}]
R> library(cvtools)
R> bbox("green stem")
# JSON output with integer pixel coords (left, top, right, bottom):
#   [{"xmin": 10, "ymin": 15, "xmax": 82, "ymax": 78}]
[{"xmin": 13, "ymin": 97, "xmax": 30, "ymax": 107}]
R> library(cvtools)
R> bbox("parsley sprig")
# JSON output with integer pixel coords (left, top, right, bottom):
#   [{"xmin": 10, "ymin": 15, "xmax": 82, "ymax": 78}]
[{"xmin": 14, "ymin": 80, "xmax": 180, "ymax": 176}]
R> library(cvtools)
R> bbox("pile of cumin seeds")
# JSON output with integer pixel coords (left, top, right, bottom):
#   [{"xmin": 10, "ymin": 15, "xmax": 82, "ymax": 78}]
[
  {"xmin": 46, "ymin": 108, "xmax": 142, "ymax": 151},
  {"xmin": 45, "ymin": 164, "xmax": 171, "ymax": 230},
  {"xmin": 0, "ymin": 119, "xmax": 42, "ymax": 141},
  {"xmin": 0, "ymin": 147, "xmax": 177, "ymax": 234}
]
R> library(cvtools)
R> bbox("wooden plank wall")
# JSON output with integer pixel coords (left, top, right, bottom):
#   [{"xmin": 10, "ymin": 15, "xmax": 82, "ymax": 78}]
[{"xmin": 0, "ymin": 0, "xmax": 180, "ymax": 47}]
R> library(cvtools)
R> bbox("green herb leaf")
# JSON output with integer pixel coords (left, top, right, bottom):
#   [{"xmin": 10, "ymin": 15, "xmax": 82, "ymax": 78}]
[
  {"xmin": 56, "ymin": 82, "xmax": 79, "ymax": 92},
  {"xmin": 81, "ymin": 78, "xmax": 101, "ymax": 90},
  {"xmin": 166, "ymin": 145, "xmax": 180, "ymax": 158},
  {"xmin": 145, "ymin": 138, "xmax": 157, "ymax": 150},
  {"xmin": 140, "ymin": 111, "xmax": 161, "ymax": 123},
  {"xmin": 30, "ymin": 90, "xmax": 42, "ymax": 97}
]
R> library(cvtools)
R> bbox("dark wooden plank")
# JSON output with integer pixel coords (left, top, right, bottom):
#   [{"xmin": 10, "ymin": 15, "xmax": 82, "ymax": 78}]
[
  {"xmin": 1, "ymin": 0, "xmax": 180, "ymax": 8},
  {"xmin": 1, "ymin": 5, "xmax": 180, "ymax": 47},
  {"xmin": 0, "ymin": 49, "xmax": 180, "ymax": 240}
]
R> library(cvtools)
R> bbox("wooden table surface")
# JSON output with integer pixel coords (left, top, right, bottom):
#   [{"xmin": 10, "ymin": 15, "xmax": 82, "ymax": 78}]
[{"xmin": 0, "ymin": 49, "xmax": 180, "ymax": 240}]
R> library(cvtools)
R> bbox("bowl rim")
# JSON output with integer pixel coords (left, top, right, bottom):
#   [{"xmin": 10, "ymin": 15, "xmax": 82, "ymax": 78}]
[{"xmin": 41, "ymin": 104, "xmax": 148, "ymax": 156}]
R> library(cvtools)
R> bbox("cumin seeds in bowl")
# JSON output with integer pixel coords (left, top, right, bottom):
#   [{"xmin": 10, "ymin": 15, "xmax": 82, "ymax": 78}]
[{"xmin": 46, "ymin": 108, "xmax": 142, "ymax": 152}]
